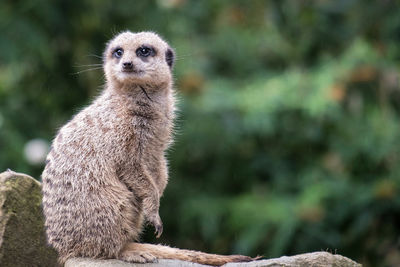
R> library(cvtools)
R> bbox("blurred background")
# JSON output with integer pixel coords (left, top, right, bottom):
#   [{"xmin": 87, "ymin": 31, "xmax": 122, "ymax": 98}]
[{"xmin": 1, "ymin": 1, "xmax": 400, "ymax": 266}]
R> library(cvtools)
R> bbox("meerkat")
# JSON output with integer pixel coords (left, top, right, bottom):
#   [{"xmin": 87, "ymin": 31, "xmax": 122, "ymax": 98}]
[{"xmin": 41, "ymin": 31, "xmax": 254, "ymax": 266}]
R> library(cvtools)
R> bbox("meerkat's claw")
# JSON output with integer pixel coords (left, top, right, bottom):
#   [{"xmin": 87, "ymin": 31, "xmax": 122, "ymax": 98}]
[
  {"xmin": 155, "ymin": 223, "xmax": 163, "ymax": 238},
  {"xmin": 147, "ymin": 213, "xmax": 163, "ymax": 237}
]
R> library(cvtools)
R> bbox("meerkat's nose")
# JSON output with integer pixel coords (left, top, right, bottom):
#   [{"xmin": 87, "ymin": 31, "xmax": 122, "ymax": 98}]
[{"xmin": 122, "ymin": 61, "xmax": 133, "ymax": 70}]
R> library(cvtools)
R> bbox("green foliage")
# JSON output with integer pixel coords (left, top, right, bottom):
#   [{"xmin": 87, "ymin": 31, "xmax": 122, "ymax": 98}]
[{"xmin": 1, "ymin": 1, "xmax": 400, "ymax": 266}]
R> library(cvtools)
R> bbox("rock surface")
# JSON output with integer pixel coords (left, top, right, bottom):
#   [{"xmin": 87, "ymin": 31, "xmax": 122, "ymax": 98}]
[
  {"xmin": 0, "ymin": 170, "xmax": 362, "ymax": 267},
  {"xmin": 0, "ymin": 170, "xmax": 58, "ymax": 267},
  {"xmin": 66, "ymin": 252, "xmax": 361, "ymax": 267}
]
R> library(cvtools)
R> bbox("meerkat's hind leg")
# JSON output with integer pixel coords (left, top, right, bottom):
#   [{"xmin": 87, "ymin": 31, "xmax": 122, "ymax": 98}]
[{"xmin": 119, "ymin": 243, "xmax": 157, "ymax": 263}]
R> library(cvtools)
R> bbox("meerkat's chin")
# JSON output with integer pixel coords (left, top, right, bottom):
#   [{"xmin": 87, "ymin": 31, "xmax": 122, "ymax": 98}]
[{"xmin": 114, "ymin": 71, "xmax": 146, "ymax": 83}]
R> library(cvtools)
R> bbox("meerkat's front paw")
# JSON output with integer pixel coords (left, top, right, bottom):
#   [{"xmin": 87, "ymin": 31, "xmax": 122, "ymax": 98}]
[
  {"xmin": 154, "ymin": 221, "xmax": 163, "ymax": 238},
  {"xmin": 147, "ymin": 213, "xmax": 163, "ymax": 238}
]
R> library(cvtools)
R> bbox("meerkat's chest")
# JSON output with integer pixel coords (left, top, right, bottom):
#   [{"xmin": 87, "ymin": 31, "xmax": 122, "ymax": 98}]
[
  {"xmin": 131, "ymin": 114, "xmax": 170, "ymax": 141},
  {"xmin": 106, "ymin": 100, "xmax": 173, "ymax": 154}
]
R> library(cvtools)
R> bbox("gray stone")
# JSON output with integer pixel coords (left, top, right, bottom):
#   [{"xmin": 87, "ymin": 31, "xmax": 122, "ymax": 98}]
[
  {"xmin": 0, "ymin": 169, "xmax": 362, "ymax": 267},
  {"xmin": 0, "ymin": 170, "xmax": 58, "ymax": 267},
  {"xmin": 65, "ymin": 258, "xmax": 210, "ymax": 267},
  {"xmin": 225, "ymin": 252, "xmax": 362, "ymax": 267},
  {"xmin": 66, "ymin": 252, "xmax": 361, "ymax": 267}
]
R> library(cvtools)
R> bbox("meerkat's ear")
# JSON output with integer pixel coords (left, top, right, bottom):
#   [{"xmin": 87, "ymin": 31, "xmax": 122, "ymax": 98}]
[{"xmin": 165, "ymin": 48, "xmax": 175, "ymax": 68}]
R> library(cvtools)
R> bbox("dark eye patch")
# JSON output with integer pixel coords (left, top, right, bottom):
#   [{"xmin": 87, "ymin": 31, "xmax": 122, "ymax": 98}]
[
  {"xmin": 136, "ymin": 45, "xmax": 156, "ymax": 58},
  {"xmin": 112, "ymin": 47, "xmax": 124, "ymax": 58}
]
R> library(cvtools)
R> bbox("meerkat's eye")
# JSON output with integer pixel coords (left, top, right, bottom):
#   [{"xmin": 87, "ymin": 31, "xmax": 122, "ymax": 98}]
[
  {"xmin": 136, "ymin": 46, "xmax": 153, "ymax": 57},
  {"xmin": 113, "ymin": 48, "xmax": 124, "ymax": 58}
]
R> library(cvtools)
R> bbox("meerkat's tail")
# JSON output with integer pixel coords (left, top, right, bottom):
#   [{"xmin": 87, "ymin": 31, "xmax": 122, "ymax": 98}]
[{"xmin": 120, "ymin": 242, "xmax": 259, "ymax": 266}]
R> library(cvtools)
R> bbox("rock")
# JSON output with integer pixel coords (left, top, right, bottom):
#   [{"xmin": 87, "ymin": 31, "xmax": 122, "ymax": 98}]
[
  {"xmin": 66, "ymin": 252, "xmax": 361, "ymax": 267},
  {"xmin": 65, "ymin": 258, "xmax": 208, "ymax": 267},
  {"xmin": 0, "ymin": 170, "xmax": 362, "ymax": 267},
  {"xmin": 224, "ymin": 252, "xmax": 362, "ymax": 267},
  {"xmin": 0, "ymin": 170, "xmax": 58, "ymax": 267}
]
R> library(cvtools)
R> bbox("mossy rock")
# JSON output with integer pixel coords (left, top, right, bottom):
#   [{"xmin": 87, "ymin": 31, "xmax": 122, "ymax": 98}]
[{"xmin": 0, "ymin": 170, "xmax": 58, "ymax": 267}]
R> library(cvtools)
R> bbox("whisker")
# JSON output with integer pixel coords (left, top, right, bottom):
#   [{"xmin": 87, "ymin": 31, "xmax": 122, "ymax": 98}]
[
  {"xmin": 70, "ymin": 67, "xmax": 103, "ymax": 75},
  {"xmin": 86, "ymin": 54, "xmax": 103, "ymax": 59},
  {"xmin": 173, "ymin": 50, "xmax": 205, "ymax": 61},
  {"xmin": 74, "ymin": 64, "xmax": 103, "ymax": 68},
  {"xmin": 175, "ymin": 54, "xmax": 192, "ymax": 59}
]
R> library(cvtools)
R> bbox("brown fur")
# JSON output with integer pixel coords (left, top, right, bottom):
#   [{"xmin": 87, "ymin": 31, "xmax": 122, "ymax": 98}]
[{"xmin": 42, "ymin": 31, "xmax": 254, "ymax": 266}]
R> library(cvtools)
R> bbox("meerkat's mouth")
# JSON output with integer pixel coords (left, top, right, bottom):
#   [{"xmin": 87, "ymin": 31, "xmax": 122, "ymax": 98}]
[{"xmin": 122, "ymin": 69, "xmax": 145, "ymax": 75}]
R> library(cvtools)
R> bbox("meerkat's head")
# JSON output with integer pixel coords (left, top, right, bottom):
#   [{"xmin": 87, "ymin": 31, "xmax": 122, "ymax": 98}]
[{"xmin": 103, "ymin": 31, "xmax": 174, "ymax": 88}]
